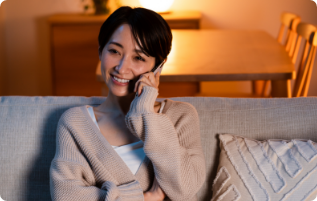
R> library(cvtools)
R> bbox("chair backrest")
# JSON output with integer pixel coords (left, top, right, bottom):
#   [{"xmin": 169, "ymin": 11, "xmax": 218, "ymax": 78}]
[
  {"xmin": 261, "ymin": 12, "xmax": 301, "ymax": 98},
  {"xmin": 277, "ymin": 12, "xmax": 301, "ymax": 56},
  {"xmin": 292, "ymin": 22, "xmax": 317, "ymax": 97}
]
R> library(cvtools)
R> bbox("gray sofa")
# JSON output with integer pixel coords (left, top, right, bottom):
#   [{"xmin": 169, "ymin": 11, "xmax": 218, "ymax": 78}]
[{"xmin": 1, "ymin": 96, "xmax": 317, "ymax": 201}]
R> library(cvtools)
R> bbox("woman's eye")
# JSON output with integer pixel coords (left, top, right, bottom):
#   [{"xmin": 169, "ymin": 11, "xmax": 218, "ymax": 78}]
[
  {"xmin": 136, "ymin": 56, "xmax": 145, "ymax": 61},
  {"xmin": 108, "ymin": 49, "xmax": 119, "ymax": 54}
]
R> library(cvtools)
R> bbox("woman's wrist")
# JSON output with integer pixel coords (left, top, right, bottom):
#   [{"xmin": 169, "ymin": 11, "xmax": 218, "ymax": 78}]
[{"xmin": 128, "ymin": 86, "xmax": 159, "ymax": 114}]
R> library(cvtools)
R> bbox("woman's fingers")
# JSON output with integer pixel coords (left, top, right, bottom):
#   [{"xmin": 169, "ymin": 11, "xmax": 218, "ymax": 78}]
[
  {"xmin": 134, "ymin": 76, "xmax": 152, "ymax": 94},
  {"xmin": 144, "ymin": 191, "xmax": 163, "ymax": 201},
  {"xmin": 134, "ymin": 72, "xmax": 159, "ymax": 96},
  {"xmin": 154, "ymin": 71, "xmax": 161, "ymax": 88},
  {"xmin": 134, "ymin": 74, "xmax": 146, "ymax": 92},
  {"xmin": 143, "ymin": 176, "xmax": 165, "ymax": 201},
  {"xmin": 148, "ymin": 71, "xmax": 159, "ymax": 87},
  {"xmin": 137, "ymin": 82, "xmax": 145, "ymax": 96}
]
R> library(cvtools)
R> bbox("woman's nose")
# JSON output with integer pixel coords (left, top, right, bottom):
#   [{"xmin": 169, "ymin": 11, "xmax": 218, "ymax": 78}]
[{"xmin": 116, "ymin": 57, "xmax": 131, "ymax": 74}]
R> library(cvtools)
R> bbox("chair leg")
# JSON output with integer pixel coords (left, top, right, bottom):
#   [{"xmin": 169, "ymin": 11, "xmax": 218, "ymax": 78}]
[
  {"xmin": 261, "ymin": 80, "xmax": 271, "ymax": 97},
  {"xmin": 252, "ymin": 80, "xmax": 264, "ymax": 97}
]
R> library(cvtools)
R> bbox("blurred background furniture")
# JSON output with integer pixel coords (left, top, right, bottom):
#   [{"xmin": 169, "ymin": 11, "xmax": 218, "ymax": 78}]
[
  {"xmin": 278, "ymin": 12, "xmax": 301, "ymax": 55},
  {"xmin": 262, "ymin": 22, "xmax": 317, "ymax": 98},
  {"xmin": 292, "ymin": 22, "xmax": 317, "ymax": 97},
  {"xmin": 48, "ymin": 11, "xmax": 201, "ymax": 96},
  {"xmin": 97, "ymin": 29, "xmax": 295, "ymax": 98},
  {"xmin": 261, "ymin": 12, "xmax": 301, "ymax": 97},
  {"xmin": 1, "ymin": 96, "xmax": 317, "ymax": 201}
]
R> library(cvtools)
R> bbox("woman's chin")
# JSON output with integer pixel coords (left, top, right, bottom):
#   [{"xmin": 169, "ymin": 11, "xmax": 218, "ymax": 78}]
[
  {"xmin": 110, "ymin": 88, "xmax": 135, "ymax": 97},
  {"xmin": 106, "ymin": 81, "xmax": 137, "ymax": 97}
]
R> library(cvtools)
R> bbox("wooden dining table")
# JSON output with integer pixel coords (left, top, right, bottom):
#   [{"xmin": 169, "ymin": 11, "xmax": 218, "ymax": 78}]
[{"xmin": 96, "ymin": 30, "xmax": 296, "ymax": 97}]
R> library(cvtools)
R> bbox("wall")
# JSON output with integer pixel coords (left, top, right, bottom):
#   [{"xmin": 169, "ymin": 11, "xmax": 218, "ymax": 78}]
[
  {"xmin": 0, "ymin": 0, "xmax": 85, "ymax": 95},
  {"xmin": 1, "ymin": 0, "xmax": 317, "ymax": 96},
  {"xmin": 0, "ymin": 3, "xmax": 6, "ymax": 95}
]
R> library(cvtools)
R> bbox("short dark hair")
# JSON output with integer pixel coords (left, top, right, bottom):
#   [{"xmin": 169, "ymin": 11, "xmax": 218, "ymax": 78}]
[{"xmin": 98, "ymin": 6, "xmax": 172, "ymax": 67}]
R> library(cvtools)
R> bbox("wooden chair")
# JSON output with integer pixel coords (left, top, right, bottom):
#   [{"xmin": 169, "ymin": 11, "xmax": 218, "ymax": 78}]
[
  {"xmin": 261, "ymin": 12, "xmax": 301, "ymax": 97},
  {"xmin": 278, "ymin": 12, "xmax": 301, "ymax": 56},
  {"xmin": 262, "ymin": 22, "xmax": 317, "ymax": 97},
  {"xmin": 291, "ymin": 22, "xmax": 317, "ymax": 97}
]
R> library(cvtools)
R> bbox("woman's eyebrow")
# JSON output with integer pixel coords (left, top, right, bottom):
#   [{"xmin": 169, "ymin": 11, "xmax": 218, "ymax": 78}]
[
  {"xmin": 135, "ymin": 49, "xmax": 149, "ymax": 57},
  {"xmin": 109, "ymin": 41, "xmax": 123, "ymax": 48}
]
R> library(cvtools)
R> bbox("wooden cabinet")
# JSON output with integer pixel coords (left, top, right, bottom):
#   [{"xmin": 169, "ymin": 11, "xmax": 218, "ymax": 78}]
[{"xmin": 48, "ymin": 11, "xmax": 201, "ymax": 96}]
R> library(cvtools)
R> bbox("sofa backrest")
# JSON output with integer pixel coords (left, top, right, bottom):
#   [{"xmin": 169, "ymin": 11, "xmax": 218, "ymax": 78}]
[{"xmin": 0, "ymin": 96, "xmax": 317, "ymax": 201}]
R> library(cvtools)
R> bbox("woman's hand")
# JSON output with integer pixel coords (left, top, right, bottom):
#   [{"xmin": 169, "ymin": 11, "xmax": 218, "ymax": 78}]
[
  {"xmin": 143, "ymin": 176, "xmax": 166, "ymax": 201},
  {"xmin": 134, "ymin": 71, "xmax": 160, "ymax": 97}
]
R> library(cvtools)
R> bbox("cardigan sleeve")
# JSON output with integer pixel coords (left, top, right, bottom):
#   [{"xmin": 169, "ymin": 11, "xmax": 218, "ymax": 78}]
[
  {"xmin": 125, "ymin": 86, "xmax": 206, "ymax": 200},
  {"xmin": 49, "ymin": 113, "xmax": 144, "ymax": 201}
]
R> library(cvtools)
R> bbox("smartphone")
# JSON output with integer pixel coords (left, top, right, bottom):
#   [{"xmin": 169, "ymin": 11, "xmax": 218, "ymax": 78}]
[
  {"xmin": 150, "ymin": 60, "xmax": 165, "ymax": 76},
  {"xmin": 128, "ymin": 61, "xmax": 165, "ymax": 93}
]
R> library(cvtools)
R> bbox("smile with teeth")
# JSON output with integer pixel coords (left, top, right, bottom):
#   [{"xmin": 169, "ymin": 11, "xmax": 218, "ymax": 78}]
[{"xmin": 112, "ymin": 75, "xmax": 130, "ymax": 83}]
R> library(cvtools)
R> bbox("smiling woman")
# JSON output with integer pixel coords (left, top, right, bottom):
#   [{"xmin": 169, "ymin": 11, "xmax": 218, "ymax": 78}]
[
  {"xmin": 49, "ymin": 6, "xmax": 206, "ymax": 201},
  {"xmin": 100, "ymin": 24, "xmax": 158, "ymax": 97}
]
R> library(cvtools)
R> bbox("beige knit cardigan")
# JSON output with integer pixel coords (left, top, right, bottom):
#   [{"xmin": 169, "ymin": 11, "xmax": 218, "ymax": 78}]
[{"xmin": 49, "ymin": 86, "xmax": 206, "ymax": 201}]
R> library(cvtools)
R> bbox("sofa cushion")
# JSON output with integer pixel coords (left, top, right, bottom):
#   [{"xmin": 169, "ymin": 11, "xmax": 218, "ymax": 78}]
[
  {"xmin": 183, "ymin": 97, "xmax": 317, "ymax": 201},
  {"xmin": 211, "ymin": 133, "xmax": 317, "ymax": 201}
]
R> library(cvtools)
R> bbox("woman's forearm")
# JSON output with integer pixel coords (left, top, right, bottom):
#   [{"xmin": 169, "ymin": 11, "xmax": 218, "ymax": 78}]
[
  {"xmin": 125, "ymin": 86, "xmax": 206, "ymax": 200},
  {"xmin": 50, "ymin": 160, "xmax": 144, "ymax": 200}
]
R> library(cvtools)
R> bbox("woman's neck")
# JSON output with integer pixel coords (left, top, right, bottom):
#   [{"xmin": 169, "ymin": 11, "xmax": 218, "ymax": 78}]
[
  {"xmin": 96, "ymin": 91, "xmax": 136, "ymax": 117},
  {"xmin": 95, "ymin": 90, "xmax": 162, "ymax": 117}
]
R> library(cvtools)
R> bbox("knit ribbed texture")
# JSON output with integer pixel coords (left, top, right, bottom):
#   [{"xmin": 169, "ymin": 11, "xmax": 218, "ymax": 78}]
[
  {"xmin": 128, "ymin": 86, "xmax": 159, "ymax": 114},
  {"xmin": 101, "ymin": 180, "xmax": 144, "ymax": 200},
  {"xmin": 49, "ymin": 85, "xmax": 206, "ymax": 201}
]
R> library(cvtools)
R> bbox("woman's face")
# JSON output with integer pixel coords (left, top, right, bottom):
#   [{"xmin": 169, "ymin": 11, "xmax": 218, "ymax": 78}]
[{"xmin": 99, "ymin": 24, "xmax": 156, "ymax": 97}]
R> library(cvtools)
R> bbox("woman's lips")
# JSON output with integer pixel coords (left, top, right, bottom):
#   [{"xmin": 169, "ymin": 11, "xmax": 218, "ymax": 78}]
[{"xmin": 111, "ymin": 74, "xmax": 129, "ymax": 86}]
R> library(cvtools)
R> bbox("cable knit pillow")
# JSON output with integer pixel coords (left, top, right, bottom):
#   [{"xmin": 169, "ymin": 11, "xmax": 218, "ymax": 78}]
[{"xmin": 211, "ymin": 134, "xmax": 317, "ymax": 201}]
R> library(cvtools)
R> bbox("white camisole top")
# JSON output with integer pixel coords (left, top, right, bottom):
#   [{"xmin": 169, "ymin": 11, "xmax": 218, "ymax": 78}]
[{"xmin": 87, "ymin": 100, "xmax": 166, "ymax": 175}]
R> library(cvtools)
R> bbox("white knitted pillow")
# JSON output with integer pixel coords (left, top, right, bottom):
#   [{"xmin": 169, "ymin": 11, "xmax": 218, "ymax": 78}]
[{"xmin": 211, "ymin": 134, "xmax": 317, "ymax": 201}]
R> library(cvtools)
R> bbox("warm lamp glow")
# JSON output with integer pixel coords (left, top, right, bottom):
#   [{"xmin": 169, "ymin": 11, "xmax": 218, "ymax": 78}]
[{"xmin": 139, "ymin": 0, "xmax": 174, "ymax": 13}]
